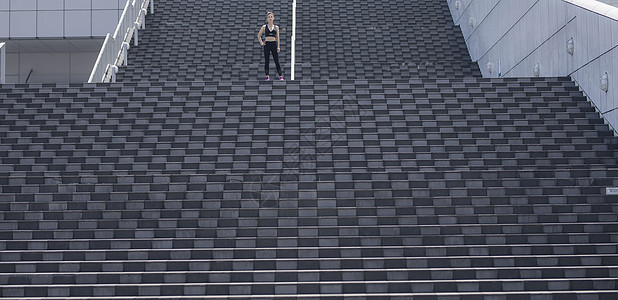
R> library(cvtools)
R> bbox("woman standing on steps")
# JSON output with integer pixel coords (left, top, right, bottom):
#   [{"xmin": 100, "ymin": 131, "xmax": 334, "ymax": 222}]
[{"xmin": 257, "ymin": 11, "xmax": 284, "ymax": 81}]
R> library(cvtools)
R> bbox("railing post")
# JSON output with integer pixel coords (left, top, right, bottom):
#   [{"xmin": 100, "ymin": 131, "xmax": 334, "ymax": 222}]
[
  {"xmin": 122, "ymin": 42, "xmax": 130, "ymax": 66},
  {"xmin": 111, "ymin": 65, "xmax": 118, "ymax": 83},
  {"xmin": 0, "ymin": 42, "xmax": 6, "ymax": 84},
  {"xmin": 134, "ymin": 22, "xmax": 139, "ymax": 46},
  {"xmin": 291, "ymin": 0, "xmax": 296, "ymax": 80},
  {"xmin": 141, "ymin": 8, "xmax": 147, "ymax": 29}
]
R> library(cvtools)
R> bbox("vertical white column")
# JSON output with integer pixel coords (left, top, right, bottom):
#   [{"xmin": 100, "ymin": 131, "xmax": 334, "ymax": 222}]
[
  {"xmin": 291, "ymin": 0, "xmax": 296, "ymax": 80},
  {"xmin": 142, "ymin": 8, "xmax": 147, "ymax": 29},
  {"xmin": 0, "ymin": 42, "xmax": 5, "ymax": 84},
  {"xmin": 122, "ymin": 42, "xmax": 130, "ymax": 66},
  {"xmin": 134, "ymin": 22, "xmax": 140, "ymax": 46}
]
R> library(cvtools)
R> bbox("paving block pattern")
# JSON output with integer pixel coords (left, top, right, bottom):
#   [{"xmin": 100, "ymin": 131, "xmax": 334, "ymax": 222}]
[{"xmin": 1, "ymin": 78, "xmax": 618, "ymax": 298}]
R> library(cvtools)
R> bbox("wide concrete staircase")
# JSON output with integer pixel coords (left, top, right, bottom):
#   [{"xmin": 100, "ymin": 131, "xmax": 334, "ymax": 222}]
[{"xmin": 1, "ymin": 0, "xmax": 617, "ymax": 299}]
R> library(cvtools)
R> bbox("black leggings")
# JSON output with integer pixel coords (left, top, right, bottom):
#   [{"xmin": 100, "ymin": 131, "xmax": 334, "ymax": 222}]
[{"xmin": 264, "ymin": 41, "xmax": 282, "ymax": 76}]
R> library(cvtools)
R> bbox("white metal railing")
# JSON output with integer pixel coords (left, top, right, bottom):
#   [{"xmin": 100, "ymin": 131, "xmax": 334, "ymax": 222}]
[
  {"xmin": 0, "ymin": 42, "xmax": 5, "ymax": 84},
  {"xmin": 88, "ymin": 0, "xmax": 153, "ymax": 83},
  {"xmin": 291, "ymin": 0, "xmax": 297, "ymax": 80}
]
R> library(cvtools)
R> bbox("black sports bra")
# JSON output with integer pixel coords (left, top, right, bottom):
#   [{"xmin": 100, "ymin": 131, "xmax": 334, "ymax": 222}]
[{"xmin": 265, "ymin": 24, "xmax": 277, "ymax": 37}]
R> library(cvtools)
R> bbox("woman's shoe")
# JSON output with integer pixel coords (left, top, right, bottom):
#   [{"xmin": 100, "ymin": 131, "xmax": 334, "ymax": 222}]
[
  {"xmin": 279, "ymin": 76, "xmax": 285, "ymax": 80},
  {"xmin": 265, "ymin": 75, "xmax": 270, "ymax": 81}
]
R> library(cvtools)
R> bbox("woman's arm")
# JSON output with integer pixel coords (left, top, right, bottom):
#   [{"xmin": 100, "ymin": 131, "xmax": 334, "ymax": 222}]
[
  {"xmin": 276, "ymin": 26, "xmax": 280, "ymax": 52},
  {"xmin": 257, "ymin": 25, "xmax": 265, "ymax": 46}
]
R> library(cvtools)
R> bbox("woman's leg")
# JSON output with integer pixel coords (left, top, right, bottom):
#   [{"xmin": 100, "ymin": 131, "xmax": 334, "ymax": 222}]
[
  {"xmin": 264, "ymin": 44, "xmax": 271, "ymax": 75},
  {"xmin": 271, "ymin": 47, "xmax": 282, "ymax": 76}
]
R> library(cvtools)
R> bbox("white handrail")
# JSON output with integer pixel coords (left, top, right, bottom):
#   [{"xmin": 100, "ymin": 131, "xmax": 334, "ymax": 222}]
[
  {"xmin": 0, "ymin": 42, "xmax": 5, "ymax": 84},
  {"xmin": 88, "ymin": 0, "xmax": 152, "ymax": 83},
  {"xmin": 291, "ymin": 0, "xmax": 297, "ymax": 80}
]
